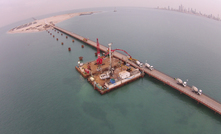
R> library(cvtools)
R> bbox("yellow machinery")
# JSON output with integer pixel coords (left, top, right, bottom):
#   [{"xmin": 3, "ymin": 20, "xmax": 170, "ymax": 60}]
[{"xmin": 83, "ymin": 38, "xmax": 87, "ymax": 42}]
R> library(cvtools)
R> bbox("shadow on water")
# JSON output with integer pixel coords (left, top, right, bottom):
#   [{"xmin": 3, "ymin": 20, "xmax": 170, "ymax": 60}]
[{"xmin": 143, "ymin": 75, "xmax": 221, "ymax": 123}]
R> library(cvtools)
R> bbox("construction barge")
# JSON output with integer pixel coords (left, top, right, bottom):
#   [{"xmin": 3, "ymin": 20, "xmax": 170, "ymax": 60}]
[
  {"xmin": 75, "ymin": 42, "xmax": 142, "ymax": 94},
  {"xmin": 53, "ymin": 26, "xmax": 221, "ymax": 115}
]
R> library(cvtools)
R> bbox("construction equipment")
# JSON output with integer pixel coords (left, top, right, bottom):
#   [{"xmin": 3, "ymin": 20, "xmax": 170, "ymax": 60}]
[
  {"xmin": 126, "ymin": 67, "xmax": 131, "ymax": 71},
  {"xmin": 100, "ymin": 72, "xmax": 110, "ymax": 80},
  {"xmin": 83, "ymin": 38, "xmax": 87, "ymax": 41},
  {"xmin": 145, "ymin": 61, "xmax": 154, "ymax": 71},
  {"xmin": 175, "ymin": 78, "xmax": 187, "ymax": 87},
  {"xmin": 128, "ymin": 57, "xmax": 137, "ymax": 62},
  {"xmin": 192, "ymin": 86, "xmax": 202, "ymax": 95},
  {"xmin": 135, "ymin": 60, "xmax": 143, "ymax": 67},
  {"xmin": 96, "ymin": 38, "xmax": 103, "ymax": 65},
  {"xmin": 104, "ymin": 48, "xmax": 132, "ymax": 59},
  {"xmin": 125, "ymin": 63, "xmax": 132, "ymax": 71},
  {"xmin": 128, "ymin": 56, "xmax": 143, "ymax": 67}
]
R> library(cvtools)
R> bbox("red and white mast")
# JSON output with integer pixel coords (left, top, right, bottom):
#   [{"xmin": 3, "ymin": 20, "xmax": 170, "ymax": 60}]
[
  {"xmin": 96, "ymin": 38, "xmax": 102, "ymax": 65},
  {"xmin": 97, "ymin": 38, "xmax": 100, "ymax": 58}
]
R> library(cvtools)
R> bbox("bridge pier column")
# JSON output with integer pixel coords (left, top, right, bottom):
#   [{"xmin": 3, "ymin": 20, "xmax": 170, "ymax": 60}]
[{"xmin": 141, "ymin": 69, "xmax": 144, "ymax": 78}]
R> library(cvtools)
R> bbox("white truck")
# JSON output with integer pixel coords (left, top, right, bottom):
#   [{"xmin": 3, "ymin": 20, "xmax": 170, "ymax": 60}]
[
  {"xmin": 145, "ymin": 63, "xmax": 154, "ymax": 71},
  {"xmin": 78, "ymin": 61, "xmax": 84, "ymax": 67},
  {"xmin": 136, "ymin": 60, "xmax": 143, "ymax": 67},
  {"xmin": 175, "ymin": 78, "xmax": 187, "ymax": 87},
  {"xmin": 191, "ymin": 86, "xmax": 202, "ymax": 95},
  {"xmin": 100, "ymin": 72, "xmax": 110, "ymax": 80}
]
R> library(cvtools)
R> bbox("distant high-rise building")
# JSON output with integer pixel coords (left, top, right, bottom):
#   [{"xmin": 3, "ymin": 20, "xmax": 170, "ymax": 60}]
[{"xmin": 180, "ymin": 4, "xmax": 184, "ymax": 12}]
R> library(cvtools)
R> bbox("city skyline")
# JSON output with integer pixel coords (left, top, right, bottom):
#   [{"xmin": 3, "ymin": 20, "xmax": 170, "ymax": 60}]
[
  {"xmin": 158, "ymin": 4, "xmax": 220, "ymax": 21},
  {"xmin": 0, "ymin": 0, "xmax": 220, "ymax": 27}
]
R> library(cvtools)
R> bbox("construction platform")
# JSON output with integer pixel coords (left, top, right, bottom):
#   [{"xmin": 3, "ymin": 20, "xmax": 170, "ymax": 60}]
[
  {"xmin": 75, "ymin": 57, "xmax": 142, "ymax": 94},
  {"xmin": 53, "ymin": 26, "xmax": 221, "ymax": 115}
]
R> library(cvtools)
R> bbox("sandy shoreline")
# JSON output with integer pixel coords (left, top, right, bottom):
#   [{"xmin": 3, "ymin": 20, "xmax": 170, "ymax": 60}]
[{"xmin": 8, "ymin": 11, "xmax": 98, "ymax": 34}]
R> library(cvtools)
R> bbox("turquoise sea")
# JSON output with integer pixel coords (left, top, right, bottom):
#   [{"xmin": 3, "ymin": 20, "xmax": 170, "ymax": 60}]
[{"xmin": 0, "ymin": 7, "xmax": 221, "ymax": 134}]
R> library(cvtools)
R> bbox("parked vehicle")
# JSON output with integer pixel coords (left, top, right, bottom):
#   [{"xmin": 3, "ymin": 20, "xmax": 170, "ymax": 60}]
[
  {"xmin": 192, "ymin": 86, "xmax": 202, "ymax": 95},
  {"xmin": 175, "ymin": 78, "xmax": 187, "ymax": 87},
  {"xmin": 145, "ymin": 63, "xmax": 154, "ymax": 71},
  {"xmin": 100, "ymin": 72, "xmax": 110, "ymax": 79},
  {"xmin": 136, "ymin": 60, "xmax": 143, "ymax": 67}
]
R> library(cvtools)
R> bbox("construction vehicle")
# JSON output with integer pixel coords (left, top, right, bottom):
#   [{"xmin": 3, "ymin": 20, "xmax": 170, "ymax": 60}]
[
  {"xmin": 175, "ymin": 78, "xmax": 187, "ymax": 87},
  {"xmin": 145, "ymin": 61, "xmax": 154, "ymax": 71},
  {"xmin": 191, "ymin": 86, "xmax": 202, "ymax": 95},
  {"xmin": 128, "ymin": 57, "xmax": 137, "ymax": 63},
  {"xmin": 78, "ymin": 61, "xmax": 83, "ymax": 67},
  {"xmin": 83, "ymin": 38, "xmax": 87, "ymax": 42},
  {"xmin": 100, "ymin": 72, "xmax": 110, "ymax": 80},
  {"xmin": 126, "ymin": 67, "xmax": 131, "ymax": 71},
  {"xmin": 125, "ymin": 63, "xmax": 132, "ymax": 71},
  {"xmin": 135, "ymin": 60, "xmax": 143, "ymax": 67},
  {"xmin": 128, "ymin": 57, "xmax": 143, "ymax": 67}
]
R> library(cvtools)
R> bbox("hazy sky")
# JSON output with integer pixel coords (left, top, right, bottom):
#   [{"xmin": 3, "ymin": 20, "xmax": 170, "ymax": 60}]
[{"xmin": 0, "ymin": 0, "xmax": 221, "ymax": 28}]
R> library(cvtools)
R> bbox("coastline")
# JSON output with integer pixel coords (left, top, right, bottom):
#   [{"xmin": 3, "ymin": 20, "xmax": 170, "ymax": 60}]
[{"xmin": 8, "ymin": 11, "xmax": 99, "ymax": 34}]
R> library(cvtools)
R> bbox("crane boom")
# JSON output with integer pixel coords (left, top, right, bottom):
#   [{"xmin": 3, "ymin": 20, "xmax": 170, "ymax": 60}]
[
  {"xmin": 103, "ymin": 48, "xmax": 132, "ymax": 58},
  {"xmin": 97, "ymin": 38, "xmax": 100, "ymax": 58},
  {"xmin": 96, "ymin": 38, "xmax": 103, "ymax": 65}
]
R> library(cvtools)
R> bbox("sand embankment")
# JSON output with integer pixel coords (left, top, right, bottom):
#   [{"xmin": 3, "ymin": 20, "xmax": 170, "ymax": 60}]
[{"xmin": 8, "ymin": 11, "xmax": 98, "ymax": 34}]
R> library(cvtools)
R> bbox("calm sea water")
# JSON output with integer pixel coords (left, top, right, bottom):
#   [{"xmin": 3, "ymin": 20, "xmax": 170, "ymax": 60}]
[{"xmin": 0, "ymin": 7, "xmax": 221, "ymax": 134}]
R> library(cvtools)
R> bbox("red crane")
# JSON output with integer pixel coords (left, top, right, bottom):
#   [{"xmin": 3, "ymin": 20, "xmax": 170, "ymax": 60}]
[
  {"xmin": 96, "ymin": 38, "xmax": 103, "ymax": 65},
  {"xmin": 96, "ymin": 39, "xmax": 131, "ymax": 65}
]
